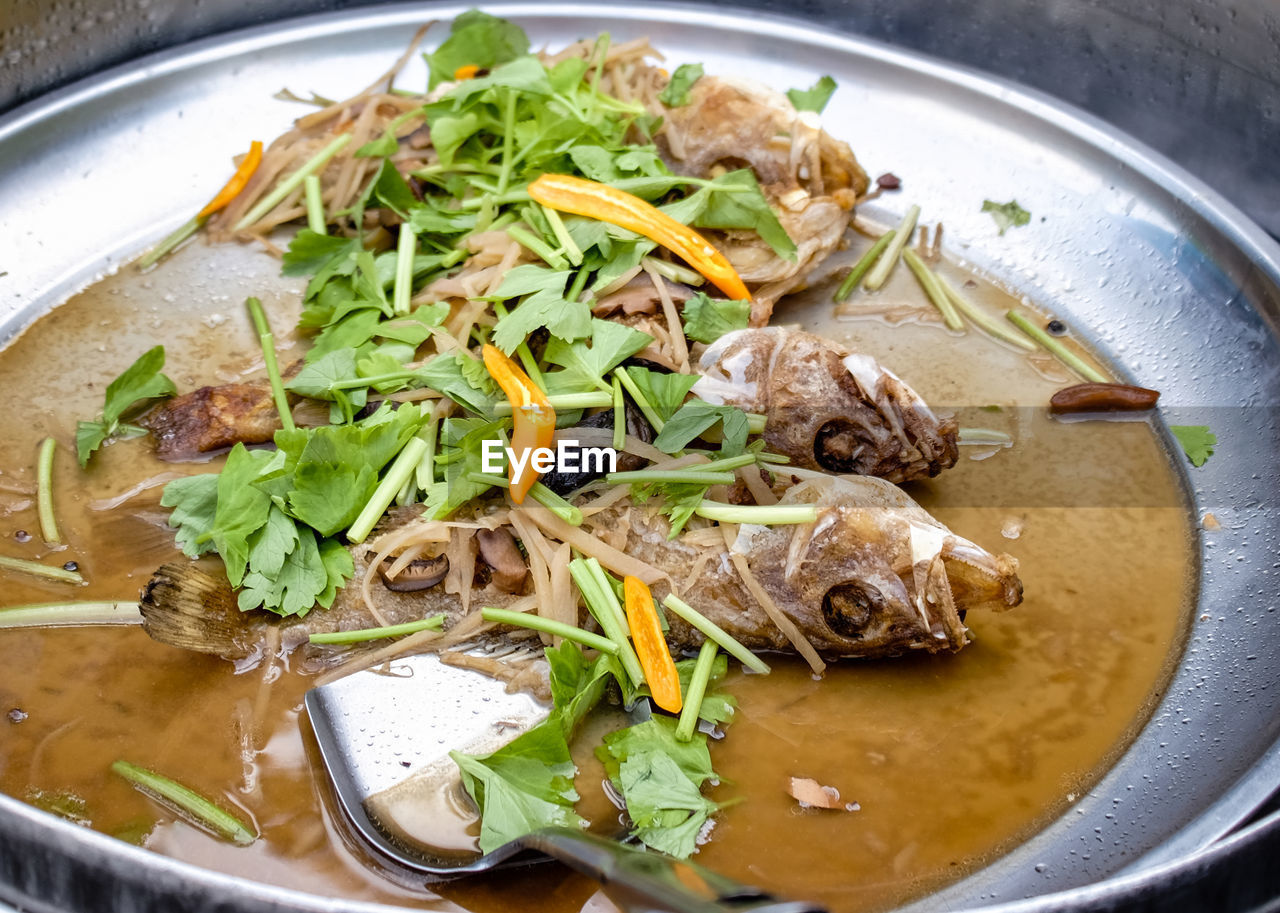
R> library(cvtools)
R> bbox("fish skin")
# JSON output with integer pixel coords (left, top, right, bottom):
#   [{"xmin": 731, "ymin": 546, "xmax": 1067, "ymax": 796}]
[
  {"xmin": 141, "ymin": 475, "xmax": 1020, "ymax": 664},
  {"xmin": 693, "ymin": 327, "xmax": 960, "ymax": 483}
]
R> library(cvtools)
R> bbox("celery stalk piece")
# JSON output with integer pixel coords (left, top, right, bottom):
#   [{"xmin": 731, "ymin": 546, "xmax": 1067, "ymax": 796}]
[
  {"xmin": 245, "ymin": 297, "xmax": 296, "ymax": 433},
  {"xmin": 348, "ymin": 436, "xmax": 430, "ymax": 544},
  {"xmin": 36, "ymin": 437, "xmax": 61, "ymax": 545},
  {"xmin": 611, "ymin": 375, "xmax": 626, "ymax": 452},
  {"xmin": 309, "ymin": 615, "xmax": 445, "ymax": 645},
  {"xmin": 480, "ymin": 607, "xmax": 618, "ymax": 654},
  {"xmin": 111, "ymin": 761, "xmax": 255, "ymax": 846},
  {"xmin": 392, "ymin": 226, "xmax": 417, "ymax": 316},
  {"xmin": 693, "ymin": 501, "xmax": 817, "ymax": 526},
  {"xmin": 834, "ymin": 229, "xmax": 896, "ymax": 302},
  {"xmin": 676, "ymin": 640, "xmax": 721, "ymax": 741},
  {"xmin": 606, "ymin": 470, "xmax": 737, "ymax": 486},
  {"xmin": 233, "ymin": 133, "xmax": 352, "ymax": 232},
  {"xmin": 303, "ymin": 175, "xmax": 326, "ymax": 234},
  {"xmin": 662, "ymin": 594, "xmax": 771, "ymax": 675},
  {"xmin": 1006, "ymin": 311, "xmax": 1108, "ymax": 383},
  {"xmin": 863, "ymin": 205, "xmax": 920, "ymax": 291},
  {"xmin": 0, "ymin": 601, "xmax": 141, "ymax": 629},
  {"xmin": 0, "ymin": 555, "xmax": 84, "ymax": 585},
  {"xmin": 136, "ymin": 216, "xmax": 203, "ymax": 270},
  {"xmin": 902, "ymin": 249, "xmax": 964, "ymax": 331},
  {"xmin": 936, "ymin": 274, "xmax": 1035, "ymax": 350}
]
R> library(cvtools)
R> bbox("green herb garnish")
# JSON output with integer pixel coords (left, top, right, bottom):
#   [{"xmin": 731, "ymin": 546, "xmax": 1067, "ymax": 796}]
[
  {"xmin": 981, "ymin": 199, "xmax": 1032, "ymax": 235},
  {"xmin": 1170, "ymin": 425, "xmax": 1216, "ymax": 467},
  {"xmin": 786, "ymin": 75, "xmax": 837, "ymax": 113},
  {"xmin": 659, "ymin": 63, "xmax": 704, "ymax": 107},
  {"xmin": 76, "ymin": 346, "xmax": 176, "ymax": 467}
]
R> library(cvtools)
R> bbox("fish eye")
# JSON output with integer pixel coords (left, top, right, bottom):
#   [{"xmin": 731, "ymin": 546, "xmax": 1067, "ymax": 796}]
[
  {"xmin": 814, "ymin": 418, "xmax": 863, "ymax": 473},
  {"xmin": 821, "ymin": 581, "xmax": 883, "ymax": 637}
]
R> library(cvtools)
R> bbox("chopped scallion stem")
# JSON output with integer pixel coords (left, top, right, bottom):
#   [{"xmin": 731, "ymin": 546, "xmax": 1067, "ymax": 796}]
[
  {"xmin": 958, "ymin": 427, "xmax": 1013, "ymax": 445},
  {"xmin": 414, "ymin": 418, "xmax": 439, "ymax": 491},
  {"xmin": 110, "ymin": 761, "xmax": 255, "ymax": 846},
  {"xmin": 233, "ymin": 132, "xmax": 352, "ymax": 232},
  {"xmin": 676, "ymin": 640, "xmax": 721, "ymax": 741},
  {"xmin": 746, "ymin": 413, "xmax": 767, "ymax": 435},
  {"xmin": 902, "ymin": 248, "xmax": 964, "ymax": 331},
  {"xmin": 303, "ymin": 175, "xmax": 326, "ymax": 234},
  {"xmin": 699, "ymin": 452, "xmax": 764, "ymax": 472},
  {"xmin": 541, "ymin": 205, "xmax": 583, "ymax": 267},
  {"xmin": 245, "ymin": 297, "xmax": 295, "ymax": 433},
  {"xmin": 936, "ymin": 274, "xmax": 1035, "ymax": 350},
  {"xmin": 0, "ymin": 555, "xmax": 84, "ymax": 585},
  {"xmin": 136, "ymin": 216, "xmax": 203, "ymax": 270},
  {"xmin": 506, "ymin": 225, "xmax": 568, "ymax": 270},
  {"xmin": 834, "ymin": 229, "xmax": 896, "ymax": 302},
  {"xmin": 480, "ymin": 607, "xmax": 618, "ymax": 654},
  {"xmin": 466, "ymin": 474, "xmax": 583, "ymax": 526},
  {"xmin": 662, "ymin": 593, "xmax": 771, "ymax": 675},
  {"xmin": 492, "ymin": 392, "xmax": 612, "ymax": 415},
  {"xmin": 309, "ymin": 614, "xmax": 444, "ymax": 645},
  {"xmin": 348, "ymin": 435, "xmax": 429, "ymax": 544},
  {"xmin": 1005, "ymin": 311, "xmax": 1108, "ymax": 383},
  {"xmin": 614, "ymin": 367, "xmax": 665, "ymax": 433},
  {"xmin": 693, "ymin": 501, "xmax": 817, "ymax": 526},
  {"xmin": 36, "ymin": 437, "xmax": 60, "ymax": 545},
  {"xmin": 606, "ymin": 470, "xmax": 736, "ymax": 486},
  {"xmin": 612, "ymin": 375, "xmax": 625, "ymax": 451},
  {"xmin": 641, "ymin": 257, "xmax": 704, "ymax": 287},
  {"xmin": 392, "ymin": 227, "xmax": 417, "ymax": 316},
  {"xmin": 0, "ymin": 601, "xmax": 140, "ymax": 629},
  {"xmin": 864, "ymin": 205, "xmax": 920, "ymax": 291}
]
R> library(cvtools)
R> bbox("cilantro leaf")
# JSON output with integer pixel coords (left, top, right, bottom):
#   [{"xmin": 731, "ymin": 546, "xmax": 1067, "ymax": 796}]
[
  {"xmin": 77, "ymin": 346, "xmax": 177, "ymax": 466},
  {"xmin": 423, "ymin": 416, "xmax": 508, "ymax": 518},
  {"xmin": 1170, "ymin": 424, "xmax": 1216, "ymax": 467},
  {"xmin": 786, "ymin": 75, "xmax": 837, "ymax": 113},
  {"xmin": 425, "ymin": 10, "xmax": 531, "ymax": 90},
  {"xmin": 680, "ymin": 292, "xmax": 750, "ymax": 344},
  {"xmin": 489, "ymin": 265, "xmax": 591, "ymax": 353},
  {"xmin": 159, "ymin": 473, "xmax": 220, "ymax": 558},
  {"xmin": 282, "ymin": 231, "xmax": 360, "ymax": 278},
  {"xmin": 631, "ymin": 480, "xmax": 708, "ymax": 539},
  {"xmin": 981, "ymin": 199, "xmax": 1032, "ymax": 235},
  {"xmin": 358, "ymin": 159, "xmax": 418, "ymax": 219},
  {"xmin": 451, "ymin": 715, "xmax": 582, "ymax": 855},
  {"xmin": 543, "ymin": 319, "xmax": 653, "ymax": 392},
  {"xmin": 415, "ymin": 351, "xmax": 500, "ymax": 415},
  {"xmin": 355, "ymin": 129, "xmax": 399, "ymax": 158},
  {"xmin": 624, "ymin": 368, "xmax": 698, "ymax": 425},
  {"xmin": 653, "ymin": 400, "xmax": 749, "ymax": 455},
  {"xmin": 659, "ymin": 63, "xmax": 704, "ymax": 107},
  {"xmin": 664, "ymin": 169, "xmax": 796, "ymax": 262},
  {"xmin": 208, "ymin": 445, "xmax": 276, "ymax": 587}
]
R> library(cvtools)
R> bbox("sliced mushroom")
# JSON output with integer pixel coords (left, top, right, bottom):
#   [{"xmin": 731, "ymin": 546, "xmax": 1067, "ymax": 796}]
[
  {"xmin": 475, "ymin": 528, "xmax": 528, "ymax": 594},
  {"xmin": 378, "ymin": 554, "xmax": 449, "ymax": 592}
]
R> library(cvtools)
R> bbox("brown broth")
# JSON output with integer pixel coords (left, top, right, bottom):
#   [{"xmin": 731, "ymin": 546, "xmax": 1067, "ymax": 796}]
[{"xmin": 0, "ymin": 236, "xmax": 1193, "ymax": 913}]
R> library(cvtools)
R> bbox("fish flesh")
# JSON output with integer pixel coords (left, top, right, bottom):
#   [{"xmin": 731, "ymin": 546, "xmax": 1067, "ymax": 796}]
[
  {"xmin": 140, "ymin": 474, "xmax": 1018, "ymax": 665},
  {"xmin": 654, "ymin": 76, "xmax": 869, "ymax": 322},
  {"xmin": 694, "ymin": 327, "xmax": 960, "ymax": 482}
]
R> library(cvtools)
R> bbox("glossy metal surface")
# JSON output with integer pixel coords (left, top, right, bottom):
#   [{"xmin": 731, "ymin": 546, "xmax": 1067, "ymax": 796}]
[{"xmin": 1, "ymin": 4, "xmax": 1279, "ymax": 912}]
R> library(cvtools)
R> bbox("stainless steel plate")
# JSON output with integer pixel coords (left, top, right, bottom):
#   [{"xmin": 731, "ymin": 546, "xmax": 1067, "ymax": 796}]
[{"xmin": 2, "ymin": 3, "xmax": 1280, "ymax": 912}]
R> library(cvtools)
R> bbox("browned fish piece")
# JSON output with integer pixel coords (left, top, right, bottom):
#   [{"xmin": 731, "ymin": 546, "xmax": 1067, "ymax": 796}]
[
  {"xmin": 694, "ymin": 327, "xmax": 959, "ymax": 483},
  {"xmin": 655, "ymin": 76, "xmax": 869, "ymax": 322},
  {"xmin": 141, "ymin": 382, "xmax": 282, "ymax": 460},
  {"xmin": 141, "ymin": 475, "xmax": 1018, "ymax": 665}
]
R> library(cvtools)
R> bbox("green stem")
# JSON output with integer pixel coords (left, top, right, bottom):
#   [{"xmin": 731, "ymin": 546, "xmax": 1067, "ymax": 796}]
[
  {"xmin": 746, "ymin": 413, "xmax": 767, "ymax": 435},
  {"xmin": 111, "ymin": 761, "xmax": 255, "ymax": 846},
  {"xmin": 0, "ymin": 555, "xmax": 84, "ymax": 585},
  {"xmin": 414, "ymin": 417, "xmax": 440, "ymax": 490},
  {"xmin": 693, "ymin": 501, "xmax": 817, "ymax": 526},
  {"xmin": 491, "ymin": 300, "xmax": 546, "ymax": 388},
  {"xmin": 676, "ymin": 639, "xmax": 721, "ymax": 742},
  {"xmin": 328, "ymin": 371, "xmax": 415, "ymax": 392},
  {"xmin": 492, "ymin": 392, "xmax": 613, "ymax": 415},
  {"xmin": 36, "ymin": 437, "xmax": 61, "ymax": 545},
  {"xmin": 466, "ymin": 473, "xmax": 584, "ymax": 526},
  {"xmin": 348, "ymin": 436, "xmax": 429, "ymax": 544},
  {"xmin": 541, "ymin": 205, "xmax": 583, "ymax": 266},
  {"xmin": 902, "ymin": 248, "xmax": 964, "ymax": 331},
  {"xmin": 611, "ymin": 375, "xmax": 625, "ymax": 452},
  {"xmin": 661, "ymin": 593, "xmax": 770, "ymax": 674},
  {"xmin": 309, "ymin": 614, "xmax": 444, "ymax": 645},
  {"xmin": 936, "ymin": 274, "xmax": 1035, "ymax": 350},
  {"xmin": 614, "ymin": 367, "xmax": 664, "ymax": 433},
  {"xmin": 460, "ymin": 190, "xmax": 532, "ymax": 209},
  {"xmin": 136, "ymin": 216, "xmax": 203, "ymax": 270},
  {"xmin": 304, "ymin": 175, "xmax": 326, "ymax": 234},
  {"xmin": 496, "ymin": 89, "xmax": 517, "ymax": 196},
  {"xmin": 607, "ymin": 470, "xmax": 735, "ymax": 486},
  {"xmin": 698, "ymin": 452, "xmax": 763, "ymax": 472},
  {"xmin": 567, "ymin": 266, "xmax": 591, "ymax": 303},
  {"xmin": 246, "ymin": 297, "xmax": 296, "ymax": 433},
  {"xmin": 569, "ymin": 558, "xmax": 644, "ymax": 688},
  {"xmin": 641, "ymin": 257, "xmax": 704, "ymax": 287},
  {"xmin": 834, "ymin": 230, "xmax": 896, "ymax": 302},
  {"xmin": 863, "ymin": 205, "xmax": 920, "ymax": 291},
  {"xmin": 480, "ymin": 607, "xmax": 618, "ymax": 654},
  {"xmin": 958, "ymin": 427, "xmax": 1013, "ymax": 445},
  {"xmin": 0, "ymin": 601, "xmax": 140, "ymax": 629},
  {"xmin": 393, "ymin": 227, "xmax": 417, "ymax": 316},
  {"xmin": 233, "ymin": 133, "xmax": 352, "ymax": 232},
  {"xmin": 506, "ymin": 225, "xmax": 568, "ymax": 270},
  {"xmin": 1006, "ymin": 311, "xmax": 1108, "ymax": 383}
]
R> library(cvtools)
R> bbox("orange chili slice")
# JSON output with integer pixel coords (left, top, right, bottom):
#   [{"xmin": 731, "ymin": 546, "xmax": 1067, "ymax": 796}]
[
  {"xmin": 623, "ymin": 575, "xmax": 683, "ymax": 714},
  {"xmin": 198, "ymin": 140, "xmax": 264, "ymax": 219},
  {"xmin": 453, "ymin": 64, "xmax": 481, "ymax": 80},
  {"xmin": 482, "ymin": 344, "xmax": 556, "ymax": 503},
  {"xmin": 527, "ymin": 173, "xmax": 750, "ymax": 301}
]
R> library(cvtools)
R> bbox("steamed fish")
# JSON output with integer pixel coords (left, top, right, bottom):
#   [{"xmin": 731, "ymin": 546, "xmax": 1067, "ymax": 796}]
[
  {"xmin": 140, "ymin": 475, "xmax": 1019, "ymax": 664},
  {"xmin": 694, "ymin": 327, "xmax": 960, "ymax": 482}
]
